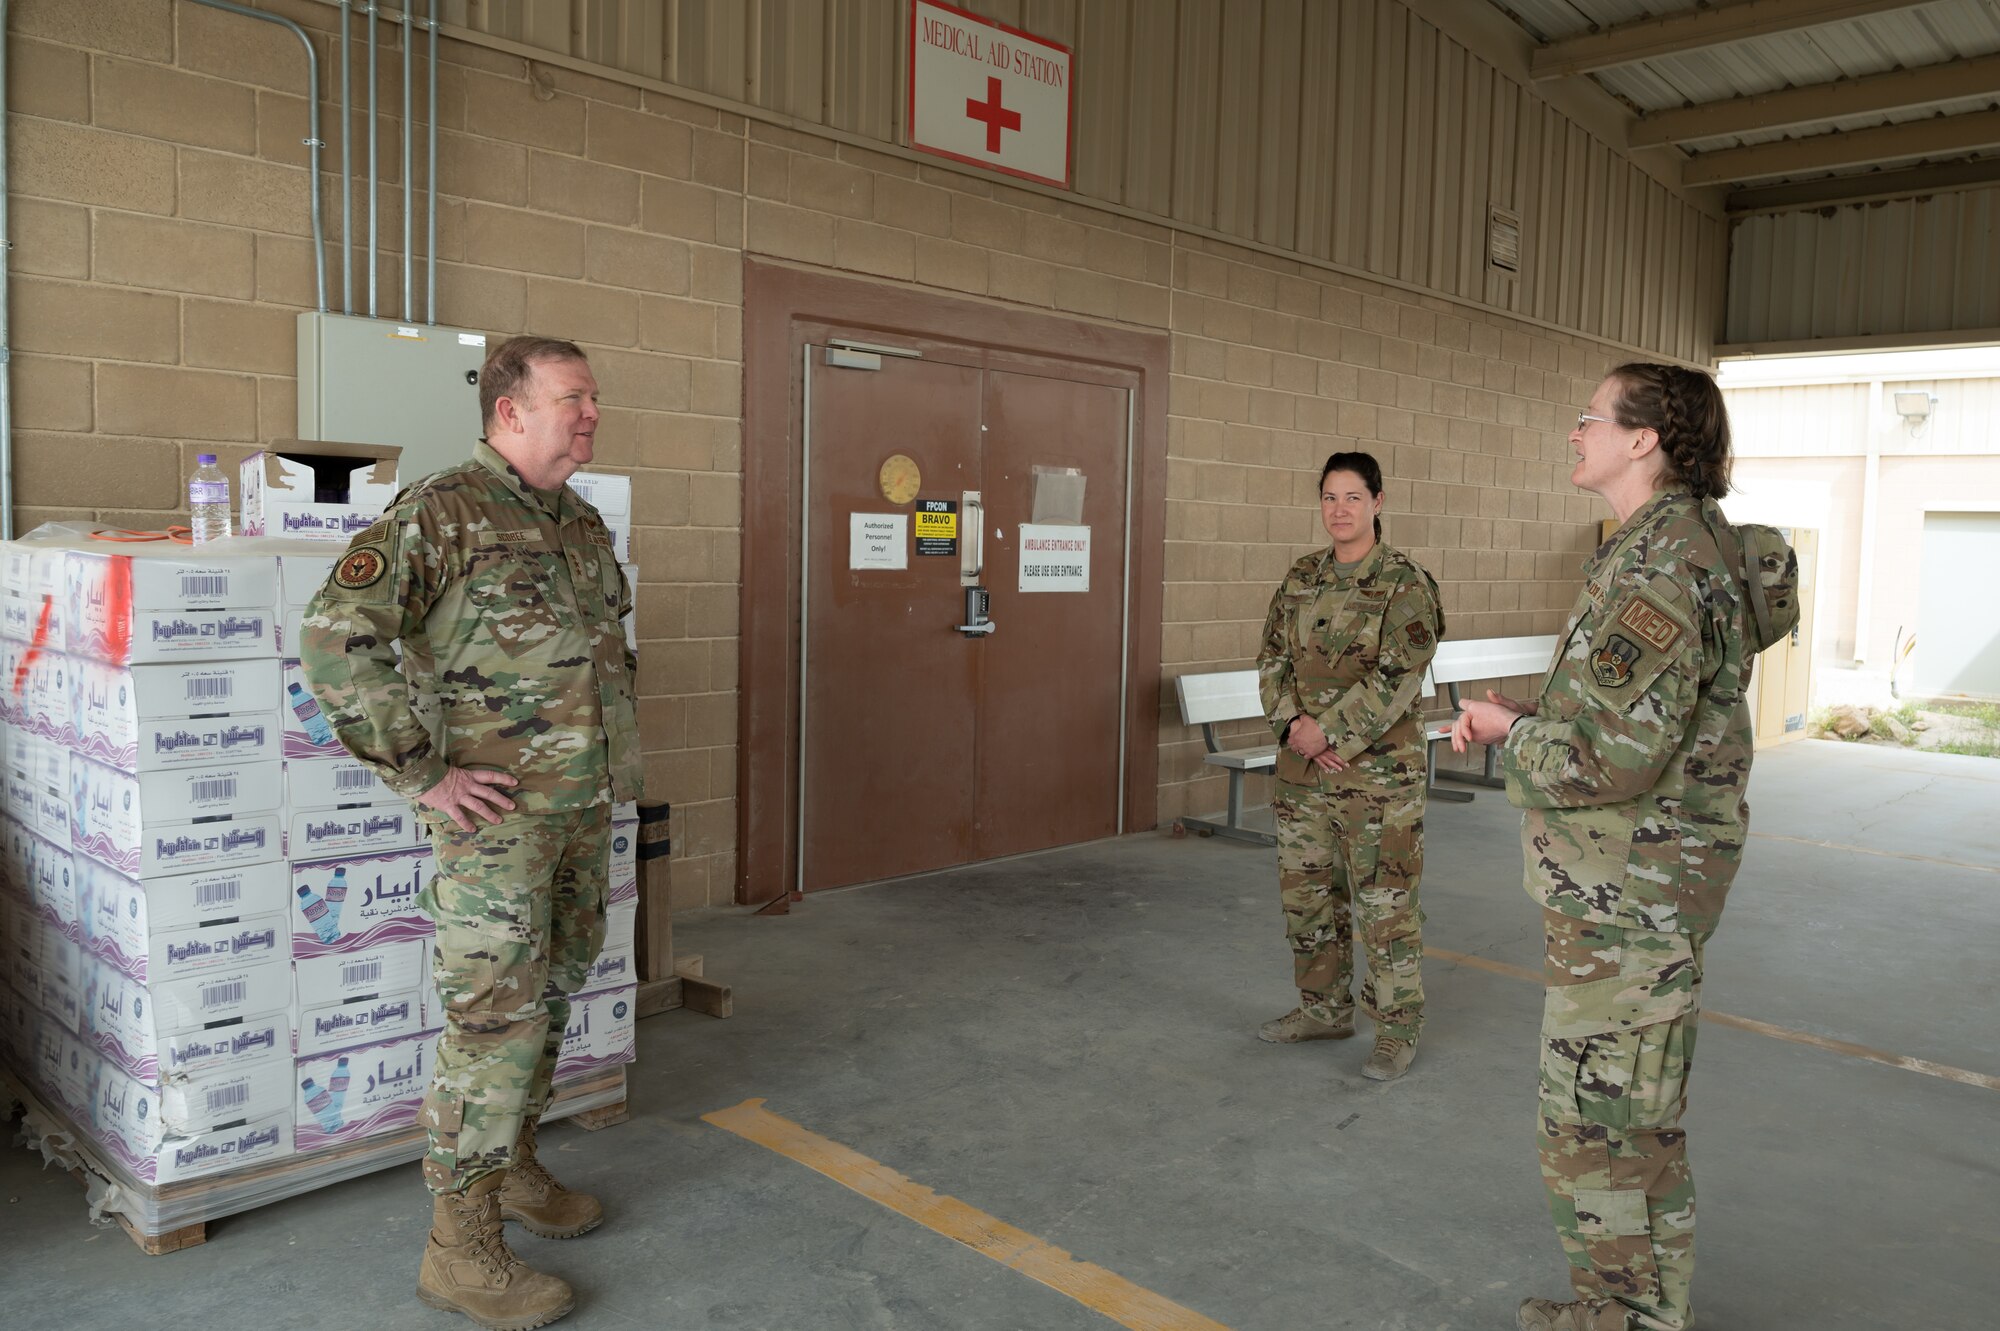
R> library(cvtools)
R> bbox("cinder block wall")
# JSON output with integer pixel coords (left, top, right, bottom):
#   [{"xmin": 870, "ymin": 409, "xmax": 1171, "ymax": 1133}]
[{"xmin": 7, "ymin": 0, "xmax": 1641, "ymax": 901}]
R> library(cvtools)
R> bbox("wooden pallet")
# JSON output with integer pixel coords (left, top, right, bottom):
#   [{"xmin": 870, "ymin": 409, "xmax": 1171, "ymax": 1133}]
[{"xmin": 12, "ymin": 1064, "xmax": 628, "ymax": 1255}]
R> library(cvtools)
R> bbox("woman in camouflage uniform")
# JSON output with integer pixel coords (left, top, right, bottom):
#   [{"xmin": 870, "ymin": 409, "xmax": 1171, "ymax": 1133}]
[
  {"xmin": 1454, "ymin": 364, "xmax": 1796, "ymax": 1331},
  {"xmin": 1255, "ymin": 451, "xmax": 1444, "ymax": 1082}
]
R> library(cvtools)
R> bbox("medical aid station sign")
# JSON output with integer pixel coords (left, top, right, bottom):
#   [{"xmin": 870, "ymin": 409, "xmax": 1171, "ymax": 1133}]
[{"xmin": 909, "ymin": 0, "xmax": 1073, "ymax": 188}]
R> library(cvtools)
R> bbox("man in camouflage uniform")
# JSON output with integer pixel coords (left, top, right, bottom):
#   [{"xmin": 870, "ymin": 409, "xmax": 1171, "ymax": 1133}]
[
  {"xmin": 302, "ymin": 336, "xmax": 642, "ymax": 1330},
  {"xmin": 1455, "ymin": 405, "xmax": 1796, "ymax": 1325},
  {"xmin": 1257, "ymin": 518, "xmax": 1443, "ymax": 1082}
]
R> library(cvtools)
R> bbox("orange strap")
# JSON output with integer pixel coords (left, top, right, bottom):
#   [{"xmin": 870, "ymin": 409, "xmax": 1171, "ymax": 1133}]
[{"xmin": 88, "ymin": 526, "xmax": 195, "ymax": 544}]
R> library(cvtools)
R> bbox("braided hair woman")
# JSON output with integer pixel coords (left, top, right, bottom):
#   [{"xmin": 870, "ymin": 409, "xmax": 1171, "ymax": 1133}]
[{"xmin": 1453, "ymin": 364, "xmax": 1794, "ymax": 1331}]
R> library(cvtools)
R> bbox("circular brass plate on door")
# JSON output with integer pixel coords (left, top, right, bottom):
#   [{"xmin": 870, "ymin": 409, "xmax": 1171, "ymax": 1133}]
[{"xmin": 878, "ymin": 453, "xmax": 921, "ymax": 505}]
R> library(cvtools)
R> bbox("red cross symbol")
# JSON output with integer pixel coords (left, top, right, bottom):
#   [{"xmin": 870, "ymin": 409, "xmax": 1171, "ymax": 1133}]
[{"xmin": 965, "ymin": 76, "xmax": 1021, "ymax": 154}]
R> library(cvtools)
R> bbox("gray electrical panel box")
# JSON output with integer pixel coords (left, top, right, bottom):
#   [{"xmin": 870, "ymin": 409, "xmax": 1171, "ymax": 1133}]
[{"xmin": 297, "ymin": 312, "xmax": 490, "ymax": 483}]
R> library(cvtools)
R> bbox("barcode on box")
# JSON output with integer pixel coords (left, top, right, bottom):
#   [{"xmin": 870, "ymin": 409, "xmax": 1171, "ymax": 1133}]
[
  {"xmin": 195, "ymin": 879, "xmax": 241, "ymax": 907},
  {"xmin": 201, "ymin": 979, "xmax": 245, "ymax": 1008},
  {"xmin": 180, "ymin": 574, "xmax": 229, "ymax": 599},
  {"xmin": 341, "ymin": 960, "xmax": 382, "ymax": 987},
  {"xmin": 191, "ymin": 777, "xmax": 238, "ymax": 802},
  {"xmin": 205, "ymin": 1082, "xmax": 250, "ymax": 1115},
  {"xmin": 335, "ymin": 768, "xmax": 375, "ymax": 791},
  {"xmin": 186, "ymin": 676, "xmax": 235, "ymax": 702}
]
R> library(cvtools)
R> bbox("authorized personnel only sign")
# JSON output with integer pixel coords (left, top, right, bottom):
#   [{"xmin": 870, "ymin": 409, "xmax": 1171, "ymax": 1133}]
[
  {"xmin": 909, "ymin": 0, "xmax": 1072, "ymax": 188},
  {"xmin": 1018, "ymin": 524, "xmax": 1089, "ymax": 592}
]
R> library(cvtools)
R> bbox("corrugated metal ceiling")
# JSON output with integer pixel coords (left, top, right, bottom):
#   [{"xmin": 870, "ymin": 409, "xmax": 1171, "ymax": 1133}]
[{"xmin": 1490, "ymin": 0, "xmax": 2000, "ymax": 192}]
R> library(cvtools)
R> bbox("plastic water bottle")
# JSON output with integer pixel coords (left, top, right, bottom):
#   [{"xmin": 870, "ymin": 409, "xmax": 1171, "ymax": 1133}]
[
  {"xmin": 301, "ymin": 1077, "xmax": 344, "ymax": 1133},
  {"xmin": 322, "ymin": 868, "xmax": 348, "ymax": 933},
  {"xmin": 328, "ymin": 1055, "xmax": 351, "ymax": 1119},
  {"xmin": 188, "ymin": 453, "xmax": 231, "ymax": 545},
  {"xmin": 288, "ymin": 682, "xmax": 334, "ymax": 746},
  {"xmin": 296, "ymin": 884, "xmax": 340, "ymax": 945}
]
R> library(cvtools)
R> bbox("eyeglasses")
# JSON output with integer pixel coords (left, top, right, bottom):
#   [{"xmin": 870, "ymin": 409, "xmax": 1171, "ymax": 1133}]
[{"xmin": 1575, "ymin": 412, "xmax": 1617, "ymax": 431}]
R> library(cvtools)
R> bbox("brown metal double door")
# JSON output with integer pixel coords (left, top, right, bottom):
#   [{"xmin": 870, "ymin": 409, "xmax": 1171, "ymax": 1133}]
[{"xmin": 801, "ymin": 348, "xmax": 1131, "ymax": 893}]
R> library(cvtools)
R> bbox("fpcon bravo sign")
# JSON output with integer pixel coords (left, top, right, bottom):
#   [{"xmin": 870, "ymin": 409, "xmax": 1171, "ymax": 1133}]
[{"xmin": 909, "ymin": 0, "xmax": 1072, "ymax": 188}]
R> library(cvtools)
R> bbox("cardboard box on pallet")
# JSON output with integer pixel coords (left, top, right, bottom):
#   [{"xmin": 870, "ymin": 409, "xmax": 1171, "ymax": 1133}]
[
  {"xmin": 239, "ymin": 442, "xmax": 400, "ymax": 542},
  {"xmin": 294, "ymin": 934, "xmax": 433, "ymax": 1063},
  {"xmin": 93, "ymin": 1053, "xmax": 294, "ymax": 1185},
  {"xmin": 73, "ymin": 657, "xmax": 283, "ymax": 773},
  {"xmin": 286, "ymin": 800, "xmax": 423, "ymax": 859},
  {"xmin": 69, "ymin": 753, "xmax": 285, "ymax": 879},
  {"xmin": 78, "ymin": 856, "xmax": 291, "ymax": 988},
  {"xmin": 277, "ymin": 552, "xmax": 339, "ymax": 657},
  {"xmin": 294, "ymin": 1028, "xmax": 434, "ymax": 1151},
  {"xmin": 553, "ymin": 983, "xmax": 636, "ymax": 1083},
  {"xmin": 288, "ymin": 847, "xmax": 433, "ymax": 958},
  {"xmin": 64, "ymin": 548, "xmax": 280, "ymax": 666}
]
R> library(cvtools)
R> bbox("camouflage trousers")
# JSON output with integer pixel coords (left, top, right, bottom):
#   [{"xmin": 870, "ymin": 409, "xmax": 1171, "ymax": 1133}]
[
  {"xmin": 1537, "ymin": 908, "xmax": 1712, "ymax": 1331},
  {"xmin": 1272, "ymin": 778, "xmax": 1425, "ymax": 1040},
  {"xmin": 419, "ymin": 804, "xmax": 611, "ymax": 1194}
]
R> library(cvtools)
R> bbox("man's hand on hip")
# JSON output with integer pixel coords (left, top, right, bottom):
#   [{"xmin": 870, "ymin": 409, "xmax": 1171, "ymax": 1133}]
[{"xmin": 418, "ymin": 766, "xmax": 520, "ymax": 832}]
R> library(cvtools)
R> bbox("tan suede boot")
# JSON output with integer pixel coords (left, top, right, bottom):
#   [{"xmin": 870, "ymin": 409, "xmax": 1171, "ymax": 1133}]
[
  {"xmin": 1256, "ymin": 1007, "xmax": 1356, "ymax": 1043},
  {"xmin": 499, "ymin": 1120, "xmax": 605, "ymax": 1239},
  {"xmin": 417, "ymin": 1172, "xmax": 576, "ymax": 1330},
  {"xmin": 1361, "ymin": 1034, "xmax": 1417, "ymax": 1081},
  {"xmin": 1517, "ymin": 1297, "xmax": 1632, "ymax": 1330}
]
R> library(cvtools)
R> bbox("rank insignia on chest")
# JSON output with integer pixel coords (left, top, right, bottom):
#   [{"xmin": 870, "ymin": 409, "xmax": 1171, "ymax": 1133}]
[
  {"xmin": 1590, "ymin": 633, "xmax": 1643, "ymax": 688},
  {"xmin": 1616, "ymin": 594, "xmax": 1684, "ymax": 652},
  {"xmin": 333, "ymin": 546, "xmax": 388, "ymax": 591}
]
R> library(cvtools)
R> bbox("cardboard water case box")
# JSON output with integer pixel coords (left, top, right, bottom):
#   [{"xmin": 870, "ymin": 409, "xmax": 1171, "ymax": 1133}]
[
  {"xmin": 294, "ymin": 1029, "xmax": 433, "ymax": 1151},
  {"xmin": 86, "ymin": 956, "xmax": 293, "ymax": 1084},
  {"xmin": 78, "ymin": 856, "xmax": 291, "ymax": 983},
  {"xmin": 65, "ymin": 547, "xmax": 280, "ymax": 665},
  {"xmin": 240, "ymin": 441, "xmax": 400, "ymax": 542},
  {"xmin": 608, "ymin": 817, "xmax": 638, "ymax": 907},
  {"xmin": 577, "ymin": 940, "xmax": 636, "ymax": 996},
  {"xmin": 287, "ymin": 801, "xmax": 423, "ymax": 858},
  {"xmin": 289, "ymin": 846, "xmax": 434, "ymax": 958},
  {"xmin": 277, "ymin": 551, "xmax": 339, "ymax": 656},
  {"xmin": 296, "ymin": 985, "xmax": 429, "ymax": 1059},
  {"xmin": 27, "ymin": 828, "xmax": 79, "ymax": 939},
  {"xmin": 0, "ymin": 546, "xmax": 67, "ymax": 661},
  {"xmin": 567, "ymin": 469, "xmax": 632, "ymax": 563},
  {"xmin": 605, "ymin": 898, "xmax": 636, "ymax": 954},
  {"xmin": 285, "ymin": 753, "xmax": 396, "ymax": 810},
  {"xmin": 294, "ymin": 934, "xmax": 428, "ymax": 1011},
  {"xmin": 554, "ymin": 982, "xmax": 636, "ymax": 1083},
  {"xmin": 70, "ymin": 755, "xmax": 284, "ymax": 878},
  {"xmin": 93, "ymin": 1061, "xmax": 294, "ymax": 1185},
  {"xmin": 72, "ymin": 657, "xmax": 283, "ymax": 771}
]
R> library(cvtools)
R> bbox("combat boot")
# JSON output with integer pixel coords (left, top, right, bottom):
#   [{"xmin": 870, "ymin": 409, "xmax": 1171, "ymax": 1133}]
[
  {"xmin": 1257, "ymin": 1007, "xmax": 1355, "ymax": 1043},
  {"xmin": 1360, "ymin": 1034, "xmax": 1417, "ymax": 1080},
  {"xmin": 1517, "ymin": 1297, "xmax": 1631, "ymax": 1330},
  {"xmin": 417, "ymin": 1172, "xmax": 576, "ymax": 1330},
  {"xmin": 500, "ymin": 1120, "xmax": 605, "ymax": 1239}
]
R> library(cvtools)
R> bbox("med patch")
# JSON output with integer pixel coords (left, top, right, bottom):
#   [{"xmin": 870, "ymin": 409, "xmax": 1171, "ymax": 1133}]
[
  {"xmin": 1590, "ymin": 633, "xmax": 1643, "ymax": 689},
  {"xmin": 1616, "ymin": 594, "xmax": 1684, "ymax": 653}
]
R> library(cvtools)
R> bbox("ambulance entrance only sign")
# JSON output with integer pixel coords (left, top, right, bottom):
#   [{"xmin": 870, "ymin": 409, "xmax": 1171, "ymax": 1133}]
[{"xmin": 909, "ymin": 0, "xmax": 1073, "ymax": 188}]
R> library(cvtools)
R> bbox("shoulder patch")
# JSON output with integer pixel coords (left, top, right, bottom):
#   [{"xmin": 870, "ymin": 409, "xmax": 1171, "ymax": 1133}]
[
  {"xmin": 1590, "ymin": 633, "xmax": 1643, "ymax": 689},
  {"xmin": 1616, "ymin": 594, "xmax": 1684, "ymax": 653},
  {"xmin": 333, "ymin": 545, "xmax": 389, "ymax": 591},
  {"xmin": 1404, "ymin": 620, "xmax": 1433, "ymax": 649}
]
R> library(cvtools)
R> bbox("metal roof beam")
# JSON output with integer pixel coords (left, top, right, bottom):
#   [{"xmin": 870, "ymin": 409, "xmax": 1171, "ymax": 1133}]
[
  {"xmin": 1725, "ymin": 155, "xmax": 2000, "ymax": 213},
  {"xmin": 1632, "ymin": 52, "xmax": 2000, "ymax": 147},
  {"xmin": 1532, "ymin": 0, "xmax": 1932, "ymax": 81},
  {"xmin": 1684, "ymin": 108, "xmax": 2000, "ymax": 184}
]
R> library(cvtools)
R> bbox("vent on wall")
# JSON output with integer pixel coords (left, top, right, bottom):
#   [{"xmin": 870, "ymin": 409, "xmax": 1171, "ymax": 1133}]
[{"xmin": 1487, "ymin": 205, "xmax": 1522, "ymax": 277}]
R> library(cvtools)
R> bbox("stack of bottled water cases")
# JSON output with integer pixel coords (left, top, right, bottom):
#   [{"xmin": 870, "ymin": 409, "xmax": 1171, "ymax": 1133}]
[
  {"xmin": 274, "ymin": 550, "xmax": 443, "ymax": 1152},
  {"xmin": 0, "ymin": 537, "xmax": 296, "ymax": 1186}
]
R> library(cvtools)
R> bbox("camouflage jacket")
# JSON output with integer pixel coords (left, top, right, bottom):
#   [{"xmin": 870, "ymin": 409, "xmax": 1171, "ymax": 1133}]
[
  {"xmin": 300, "ymin": 441, "xmax": 643, "ymax": 813},
  {"xmin": 1501, "ymin": 487, "xmax": 1767, "ymax": 935},
  {"xmin": 1257, "ymin": 542, "xmax": 1444, "ymax": 788}
]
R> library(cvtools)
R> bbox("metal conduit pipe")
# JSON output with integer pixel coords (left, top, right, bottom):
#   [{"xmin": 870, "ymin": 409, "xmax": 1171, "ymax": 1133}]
[
  {"xmin": 191, "ymin": 0, "xmax": 327, "ymax": 314},
  {"xmin": 428, "ymin": 0, "xmax": 439, "ymax": 325},
  {"xmin": 401, "ymin": 1, "xmax": 412, "ymax": 321},
  {"xmin": 368, "ymin": 0, "xmax": 378, "ymax": 317},
  {"xmin": 1, "ymin": 0, "xmax": 14, "ymax": 539},
  {"xmin": 340, "ymin": 0, "xmax": 352, "ymax": 314}
]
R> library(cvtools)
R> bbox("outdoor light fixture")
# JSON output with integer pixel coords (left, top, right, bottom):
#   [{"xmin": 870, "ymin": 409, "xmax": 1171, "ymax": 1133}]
[{"xmin": 1893, "ymin": 391, "xmax": 1936, "ymax": 432}]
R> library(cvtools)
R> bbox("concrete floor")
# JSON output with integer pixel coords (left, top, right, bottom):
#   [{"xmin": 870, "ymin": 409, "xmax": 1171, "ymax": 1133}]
[{"xmin": 4, "ymin": 739, "xmax": 1996, "ymax": 1330}]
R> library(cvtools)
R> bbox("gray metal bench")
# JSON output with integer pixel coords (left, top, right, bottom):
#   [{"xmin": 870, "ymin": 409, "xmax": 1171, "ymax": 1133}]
[{"xmin": 1424, "ymin": 634, "xmax": 1560, "ymax": 794}]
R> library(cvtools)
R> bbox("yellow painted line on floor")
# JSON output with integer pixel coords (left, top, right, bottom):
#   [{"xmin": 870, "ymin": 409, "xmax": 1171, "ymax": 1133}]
[
  {"xmin": 1747, "ymin": 831, "xmax": 2000, "ymax": 875},
  {"xmin": 1429, "ymin": 947, "xmax": 2000, "ymax": 1094},
  {"xmin": 701, "ymin": 1098, "xmax": 1236, "ymax": 1331}
]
